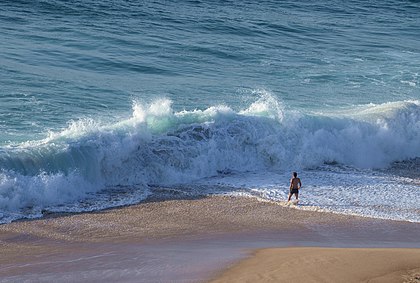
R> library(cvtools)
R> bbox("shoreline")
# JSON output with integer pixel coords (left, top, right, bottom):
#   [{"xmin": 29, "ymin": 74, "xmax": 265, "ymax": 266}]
[{"xmin": 1, "ymin": 196, "xmax": 420, "ymax": 282}]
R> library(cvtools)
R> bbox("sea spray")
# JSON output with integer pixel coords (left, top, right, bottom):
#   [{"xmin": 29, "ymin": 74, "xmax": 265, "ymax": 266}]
[{"xmin": 0, "ymin": 96, "xmax": 419, "ymax": 223}]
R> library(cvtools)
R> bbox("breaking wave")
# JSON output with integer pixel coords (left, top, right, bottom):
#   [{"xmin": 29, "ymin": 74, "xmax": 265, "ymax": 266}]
[{"xmin": 1, "ymin": 94, "xmax": 419, "ymax": 222}]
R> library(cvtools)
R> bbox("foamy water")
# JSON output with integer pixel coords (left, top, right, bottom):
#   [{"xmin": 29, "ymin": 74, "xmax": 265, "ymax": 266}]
[
  {"xmin": 194, "ymin": 165, "xmax": 420, "ymax": 223},
  {"xmin": 0, "ymin": 96, "xmax": 419, "ymax": 223}
]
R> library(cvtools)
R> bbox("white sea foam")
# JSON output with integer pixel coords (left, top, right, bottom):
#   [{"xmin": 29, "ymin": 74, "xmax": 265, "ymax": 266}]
[
  {"xmin": 0, "ymin": 95, "xmax": 419, "ymax": 223},
  {"xmin": 194, "ymin": 167, "xmax": 420, "ymax": 223}
]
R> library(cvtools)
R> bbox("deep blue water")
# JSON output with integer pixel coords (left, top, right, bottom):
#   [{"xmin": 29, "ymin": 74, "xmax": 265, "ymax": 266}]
[{"xmin": 0, "ymin": 0, "xmax": 419, "ymax": 223}]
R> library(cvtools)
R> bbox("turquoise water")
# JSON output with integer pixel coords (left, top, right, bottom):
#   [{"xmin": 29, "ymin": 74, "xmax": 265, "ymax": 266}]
[{"xmin": 0, "ymin": 0, "xmax": 419, "ymax": 223}]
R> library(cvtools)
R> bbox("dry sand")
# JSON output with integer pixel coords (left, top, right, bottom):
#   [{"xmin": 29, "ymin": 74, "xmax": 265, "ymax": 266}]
[
  {"xmin": 211, "ymin": 247, "xmax": 420, "ymax": 283},
  {"xmin": 0, "ymin": 196, "xmax": 420, "ymax": 282}
]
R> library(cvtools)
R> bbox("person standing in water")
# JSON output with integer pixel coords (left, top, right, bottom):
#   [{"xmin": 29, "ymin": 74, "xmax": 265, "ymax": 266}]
[{"xmin": 288, "ymin": 172, "xmax": 301, "ymax": 203}]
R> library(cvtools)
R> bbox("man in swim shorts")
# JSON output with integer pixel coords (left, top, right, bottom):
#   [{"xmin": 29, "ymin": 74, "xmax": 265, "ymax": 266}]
[{"xmin": 288, "ymin": 172, "xmax": 301, "ymax": 202}]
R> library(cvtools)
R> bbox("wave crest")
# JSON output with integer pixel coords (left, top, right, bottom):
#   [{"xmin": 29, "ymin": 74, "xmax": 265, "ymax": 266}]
[{"xmin": 0, "ymin": 96, "xmax": 419, "ymax": 222}]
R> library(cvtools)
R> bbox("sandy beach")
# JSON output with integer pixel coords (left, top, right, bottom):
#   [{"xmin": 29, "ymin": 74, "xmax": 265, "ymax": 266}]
[
  {"xmin": 211, "ymin": 248, "xmax": 420, "ymax": 283},
  {"xmin": 1, "ymin": 196, "xmax": 420, "ymax": 282}
]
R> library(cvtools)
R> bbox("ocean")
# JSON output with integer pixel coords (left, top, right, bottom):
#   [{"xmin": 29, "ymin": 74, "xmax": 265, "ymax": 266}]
[{"xmin": 0, "ymin": 0, "xmax": 419, "ymax": 223}]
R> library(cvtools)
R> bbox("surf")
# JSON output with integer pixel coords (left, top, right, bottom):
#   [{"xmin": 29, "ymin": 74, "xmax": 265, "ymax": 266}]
[{"xmin": 0, "ymin": 95, "xmax": 419, "ymax": 223}]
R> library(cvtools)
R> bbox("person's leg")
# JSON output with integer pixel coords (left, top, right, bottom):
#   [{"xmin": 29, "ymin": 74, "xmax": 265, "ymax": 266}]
[
  {"xmin": 295, "ymin": 192, "xmax": 299, "ymax": 200},
  {"xmin": 287, "ymin": 192, "xmax": 292, "ymax": 202}
]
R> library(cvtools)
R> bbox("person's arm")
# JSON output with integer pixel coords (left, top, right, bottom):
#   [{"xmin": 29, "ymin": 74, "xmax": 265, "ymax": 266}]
[
  {"xmin": 298, "ymin": 179, "xmax": 302, "ymax": 189},
  {"xmin": 290, "ymin": 179, "xmax": 293, "ymax": 189}
]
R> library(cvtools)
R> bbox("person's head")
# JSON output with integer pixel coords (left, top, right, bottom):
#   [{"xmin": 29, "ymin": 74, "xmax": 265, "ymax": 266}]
[{"xmin": 293, "ymin": 172, "xmax": 297, "ymax": 178}]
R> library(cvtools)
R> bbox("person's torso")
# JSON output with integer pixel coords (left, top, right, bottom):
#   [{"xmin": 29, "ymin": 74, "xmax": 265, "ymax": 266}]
[{"xmin": 291, "ymin": 178, "xmax": 300, "ymax": 189}]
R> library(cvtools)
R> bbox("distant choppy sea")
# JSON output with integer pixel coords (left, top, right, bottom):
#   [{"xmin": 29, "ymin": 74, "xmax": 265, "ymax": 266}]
[{"xmin": 0, "ymin": 0, "xmax": 419, "ymax": 223}]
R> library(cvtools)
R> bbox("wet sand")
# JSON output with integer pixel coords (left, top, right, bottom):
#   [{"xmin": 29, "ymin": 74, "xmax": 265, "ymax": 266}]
[{"xmin": 1, "ymin": 196, "xmax": 420, "ymax": 282}]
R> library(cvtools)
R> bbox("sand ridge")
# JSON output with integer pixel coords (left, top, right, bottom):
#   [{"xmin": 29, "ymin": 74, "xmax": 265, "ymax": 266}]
[{"xmin": 211, "ymin": 247, "xmax": 420, "ymax": 283}]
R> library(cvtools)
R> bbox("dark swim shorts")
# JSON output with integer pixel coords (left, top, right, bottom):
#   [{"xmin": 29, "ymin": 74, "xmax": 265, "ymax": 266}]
[{"xmin": 290, "ymin": 188, "xmax": 299, "ymax": 194}]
